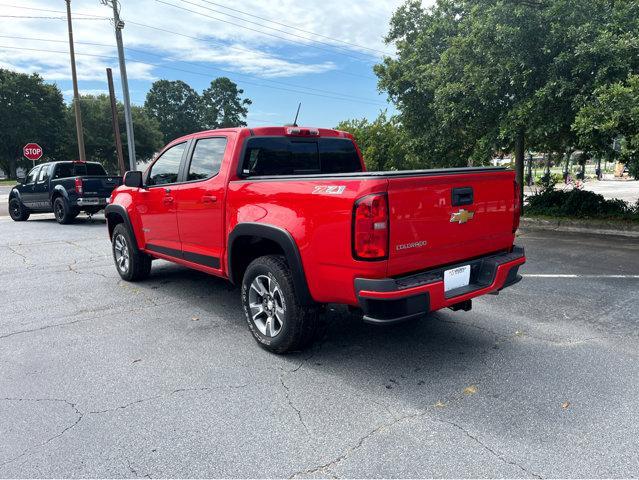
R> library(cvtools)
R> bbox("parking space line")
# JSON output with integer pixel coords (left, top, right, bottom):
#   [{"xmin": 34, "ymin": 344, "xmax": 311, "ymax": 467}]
[{"xmin": 524, "ymin": 274, "xmax": 639, "ymax": 278}]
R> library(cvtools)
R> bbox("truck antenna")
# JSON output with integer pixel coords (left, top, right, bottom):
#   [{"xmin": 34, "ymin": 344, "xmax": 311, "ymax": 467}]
[{"xmin": 292, "ymin": 102, "xmax": 301, "ymax": 127}]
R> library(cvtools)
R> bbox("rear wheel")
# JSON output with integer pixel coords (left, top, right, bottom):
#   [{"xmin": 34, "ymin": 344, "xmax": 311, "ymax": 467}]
[
  {"xmin": 53, "ymin": 197, "xmax": 78, "ymax": 224},
  {"xmin": 241, "ymin": 255, "xmax": 319, "ymax": 353},
  {"xmin": 111, "ymin": 223, "xmax": 152, "ymax": 281},
  {"xmin": 9, "ymin": 198, "xmax": 30, "ymax": 221}
]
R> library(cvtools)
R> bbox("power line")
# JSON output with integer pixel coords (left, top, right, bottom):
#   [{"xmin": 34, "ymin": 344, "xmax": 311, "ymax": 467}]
[
  {"xmin": 155, "ymin": 0, "xmax": 376, "ymax": 64},
  {"xmin": 0, "ymin": 3, "xmax": 376, "ymax": 81},
  {"xmin": 178, "ymin": 0, "xmax": 388, "ymax": 56},
  {"xmin": 0, "ymin": 35, "xmax": 383, "ymax": 104},
  {"xmin": 0, "ymin": 44, "xmax": 387, "ymax": 107},
  {"xmin": 0, "ymin": 14, "xmax": 104, "ymax": 20}
]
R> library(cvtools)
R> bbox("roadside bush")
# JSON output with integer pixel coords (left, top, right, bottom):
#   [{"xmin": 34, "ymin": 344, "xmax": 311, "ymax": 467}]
[{"xmin": 526, "ymin": 188, "xmax": 639, "ymax": 221}]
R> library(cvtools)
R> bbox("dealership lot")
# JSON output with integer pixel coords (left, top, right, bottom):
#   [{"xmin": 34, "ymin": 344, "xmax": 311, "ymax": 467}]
[{"xmin": 0, "ymin": 215, "xmax": 637, "ymax": 478}]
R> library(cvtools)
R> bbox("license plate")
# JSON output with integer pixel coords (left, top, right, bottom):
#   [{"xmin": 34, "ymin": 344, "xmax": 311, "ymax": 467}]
[
  {"xmin": 444, "ymin": 265, "xmax": 471, "ymax": 292},
  {"xmin": 82, "ymin": 198, "xmax": 99, "ymax": 205}
]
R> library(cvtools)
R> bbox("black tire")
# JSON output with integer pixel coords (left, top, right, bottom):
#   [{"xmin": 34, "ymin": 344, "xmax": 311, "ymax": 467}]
[
  {"xmin": 8, "ymin": 198, "xmax": 30, "ymax": 221},
  {"xmin": 53, "ymin": 197, "xmax": 78, "ymax": 224},
  {"xmin": 241, "ymin": 255, "xmax": 319, "ymax": 353},
  {"xmin": 111, "ymin": 223, "xmax": 152, "ymax": 281}
]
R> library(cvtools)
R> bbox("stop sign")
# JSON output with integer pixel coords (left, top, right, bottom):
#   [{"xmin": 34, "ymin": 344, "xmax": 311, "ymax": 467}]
[{"xmin": 23, "ymin": 143, "xmax": 43, "ymax": 161}]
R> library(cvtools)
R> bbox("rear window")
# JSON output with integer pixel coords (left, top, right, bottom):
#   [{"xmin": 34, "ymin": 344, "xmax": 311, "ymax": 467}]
[
  {"xmin": 241, "ymin": 137, "xmax": 361, "ymax": 176},
  {"xmin": 54, "ymin": 162, "xmax": 107, "ymax": 178}
]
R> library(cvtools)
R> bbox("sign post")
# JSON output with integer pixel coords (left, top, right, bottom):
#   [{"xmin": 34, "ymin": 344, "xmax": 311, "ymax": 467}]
[{"xmin": 23, "ymin": 143, "xmax": 43, "ymax": 169}]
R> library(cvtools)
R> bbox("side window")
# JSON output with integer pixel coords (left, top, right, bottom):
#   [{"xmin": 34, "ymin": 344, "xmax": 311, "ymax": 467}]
[
  {"xmin": 25, "ymin": 166, "xmax": 40, "ymax": 184},
  {"xmin": 147, "ymin": 143, "xmax": 187, "ymax": 186},
  {"xmin": 38, "ymin": 165, "xmax": 50, "ymax": 183},
  {"xmin": 187, "ymin": 137, "xmax": 227, "ymax": 181}
]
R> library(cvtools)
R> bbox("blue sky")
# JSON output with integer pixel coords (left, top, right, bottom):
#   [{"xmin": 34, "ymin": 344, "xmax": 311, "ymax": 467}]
[{"xmin": 0, "ymin": 0, "xmax": 432, "ymax": 128}]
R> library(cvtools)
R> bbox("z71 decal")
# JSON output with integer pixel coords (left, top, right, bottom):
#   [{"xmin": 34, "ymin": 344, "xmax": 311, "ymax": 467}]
[{"xmin": 312, "ymin": 185, "xmax": 346, "ymax": 195}]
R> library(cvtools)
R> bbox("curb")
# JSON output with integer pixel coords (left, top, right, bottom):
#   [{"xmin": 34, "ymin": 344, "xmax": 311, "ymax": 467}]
[{"xmin": 520, "ymin": 217, "xmax": 639, "ymax": 238}]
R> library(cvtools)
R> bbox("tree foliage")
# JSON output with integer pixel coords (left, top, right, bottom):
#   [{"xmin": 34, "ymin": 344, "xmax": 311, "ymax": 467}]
[
  {"xmin": 64, "ymin": 95, "xmax": 164, "ymax": 173},
  {"xmin": 374, "ymin": 0, "xmax": 639, "ymax": 183},
  {"xmin": 0, "ymin": 69, "xmax": 66, "ymax": 178},
  {"xmin": 201, "ymin": 77, "xmax": 252, "ymax": 129},
  {"xmin": 144, "ymin": 79, "xmax": 202, "ymax": 144},
  {"xmin": 574, "ymin": 75, "xmax": 639, "ymax": 178},
  {"xmin": 336, "ymin": 112, "xmax": 417, "ymax": 171}
]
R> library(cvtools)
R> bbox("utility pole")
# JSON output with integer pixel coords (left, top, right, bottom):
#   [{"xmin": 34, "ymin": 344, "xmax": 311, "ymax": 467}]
[
  {"xmin": 106, "ymin": 68, "xmax": 126, "ymax": 176},
  {"xmin": 102, "ymin": 0, "xmax": 136, "ymax": 170},
  {"xmin": 65, "ymin": 0, "xmax": 86, "ymax": 162}
]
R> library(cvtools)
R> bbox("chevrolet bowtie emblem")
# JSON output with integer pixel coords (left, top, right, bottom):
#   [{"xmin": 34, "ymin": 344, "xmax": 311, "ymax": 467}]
[{"xmin": 450, "ymin": 209, "xmax": 475, "ymax": 224}]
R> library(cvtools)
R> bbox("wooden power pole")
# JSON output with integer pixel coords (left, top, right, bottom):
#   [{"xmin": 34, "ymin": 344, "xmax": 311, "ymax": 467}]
[
  {"xmin": 65, "ymin": 0, "xmax": 86, "ymax": 162},
  {"xmin": 106, "ymin": 68, "xmax": 126, "ymax": 175}
]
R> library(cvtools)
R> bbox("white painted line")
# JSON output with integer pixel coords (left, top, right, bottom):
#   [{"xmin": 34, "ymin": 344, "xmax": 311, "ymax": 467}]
[{"xmin": 524, "ymin": 274, "xmax": 639, "ymax": 279}]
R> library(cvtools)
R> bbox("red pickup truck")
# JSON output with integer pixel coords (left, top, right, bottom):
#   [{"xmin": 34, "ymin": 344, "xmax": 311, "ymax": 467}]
[{"xmin": 105, "ymin": 126, "xmax": 525, "ymax": 353}]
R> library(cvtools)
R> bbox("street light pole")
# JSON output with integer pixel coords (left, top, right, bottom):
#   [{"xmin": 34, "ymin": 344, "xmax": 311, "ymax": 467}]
[
  {"xmin": 102, "ymin": 0, "xmax": 136, "ymax": 171},
  {"xmin": 65, "ymin": 0, "xmax": 86, "ymax": 162}
]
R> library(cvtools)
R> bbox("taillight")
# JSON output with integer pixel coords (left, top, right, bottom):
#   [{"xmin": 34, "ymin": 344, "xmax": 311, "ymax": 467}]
[
  {"xmin": 352, "ymin": 193, "xmax": 389, "ymax": 260},
  {"xmin": 513, "ymin": 180, "xmax": 521, "ymax": 233},
  {"xmin": 75, "ymin": 177, "xmax": 83, "ymax": 195}
]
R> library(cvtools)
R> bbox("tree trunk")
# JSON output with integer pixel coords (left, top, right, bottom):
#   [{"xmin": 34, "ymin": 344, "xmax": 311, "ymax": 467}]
[
  {"xmin": 514, "ymin": 130, "xmax": 525, "ymax": 212},
  {"xmin": 8, "ymin": 157, "xmax": 17, "ymax": 180}
]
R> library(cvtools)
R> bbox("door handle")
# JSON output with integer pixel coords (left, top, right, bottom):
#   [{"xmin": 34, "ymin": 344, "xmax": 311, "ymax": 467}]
[
  {"xmin": 202, "ymin": 195, "xmax": 217, "ymax": 204},
  {"xmin": 162, "ymin": 196, "xmax": 174, "ymax": 204}
]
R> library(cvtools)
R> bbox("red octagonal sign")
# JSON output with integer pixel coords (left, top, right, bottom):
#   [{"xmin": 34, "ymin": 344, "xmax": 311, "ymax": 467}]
[{"xmin": 23, "ymin": 143, "xmax": 43, "ymax": 161}]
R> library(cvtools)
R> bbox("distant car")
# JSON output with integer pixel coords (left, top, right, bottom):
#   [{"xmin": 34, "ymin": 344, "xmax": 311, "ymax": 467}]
[{"xmin": 8, "ymin": 161, "xmax": 122, "ymax": 224}]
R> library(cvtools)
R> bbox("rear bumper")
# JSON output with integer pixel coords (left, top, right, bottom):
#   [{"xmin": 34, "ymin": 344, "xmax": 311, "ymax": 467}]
[
  {"xmin": 75, "ymin": 197, "xmax": 108, "ymax": 207},
  {"xmin": 355, "ymin": 246, "xmax": 525, "ymax": 324}
]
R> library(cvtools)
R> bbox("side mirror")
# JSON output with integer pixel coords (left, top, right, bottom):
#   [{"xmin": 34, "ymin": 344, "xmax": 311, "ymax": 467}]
[
  {"xmin": 123, "ymin": 170, "xmax": 144, "ymax": 188},
  {"xmin": 16, "ymin": 174, "xmax": 26, "ymax": 184}
]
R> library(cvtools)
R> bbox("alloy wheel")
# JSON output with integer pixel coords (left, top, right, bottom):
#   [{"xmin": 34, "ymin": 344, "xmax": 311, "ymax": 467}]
[
  {"xmin": 248, "ymin": 274, "xmax": 285, "ymax": 337},
  {"xmin": 114, "ymin": 234, "xmax": 130, "ymax": 273}
]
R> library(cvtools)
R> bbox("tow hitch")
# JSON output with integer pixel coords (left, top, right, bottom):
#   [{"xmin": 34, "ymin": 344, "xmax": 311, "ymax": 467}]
[{"xmin": 449, "ymin": 300, "xmax": 472, "ymax": 312}]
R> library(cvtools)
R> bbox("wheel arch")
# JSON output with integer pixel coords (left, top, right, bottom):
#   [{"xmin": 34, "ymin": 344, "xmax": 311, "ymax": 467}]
[
  {"xmin": 104, "ymin": 204, "xmax": 140, "ymax": 251},
  {"xmin": 228, "ymin": 223, "xmax": 313, "ymax": 305}
]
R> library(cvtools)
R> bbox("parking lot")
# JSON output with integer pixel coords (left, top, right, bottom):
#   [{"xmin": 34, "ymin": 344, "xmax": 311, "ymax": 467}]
[{"xmin": 1, "ymin": 214, "xmax": 638, "ymax": 478}]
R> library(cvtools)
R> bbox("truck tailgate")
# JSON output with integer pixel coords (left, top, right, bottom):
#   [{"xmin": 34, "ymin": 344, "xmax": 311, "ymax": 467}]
[
  {"xmin": 386, "ymin": 170, "xmax": 517, "ymax": 276},
  {"xmin": 80, "ymin": 176, "xmax": 122, "ymax": 197}
]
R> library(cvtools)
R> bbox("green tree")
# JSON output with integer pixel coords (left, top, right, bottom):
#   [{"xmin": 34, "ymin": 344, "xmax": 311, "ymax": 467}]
[
  {"xmin": 375, "ymin": 0, "xmax": 639, "ymax": 200},
  {"xmin": 200, "ymin": 77, "xmax": 252, "ymax": 129},
  {"xmin": 0, "ymin": 69, "xmax": 67, "ymax": 178},
  {"xmin": 574, "ymin": 75, "xmax": 639, "ymax": 179},
  {"xmin": 144, "ymin": 80, "xmax": 202, "ymax": 143},
  {"xmin": 336, "ymin": 112, "xmax": 416, "ymax": 171},
  {"xmin": 64, "ymin": 95, "xmax": 163, "ymax": 173}
]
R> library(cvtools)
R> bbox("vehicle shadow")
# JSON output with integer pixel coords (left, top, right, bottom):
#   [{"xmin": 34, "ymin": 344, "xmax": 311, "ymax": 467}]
[{"xmin": 135, "ymin": 261, "xmax": 503, "ymax": 404}]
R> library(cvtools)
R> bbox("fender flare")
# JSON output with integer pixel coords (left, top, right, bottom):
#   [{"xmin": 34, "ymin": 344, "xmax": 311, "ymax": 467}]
[
  {"xmin": 8, "ymin": 188, "xmax": 22, "ymax": 202},
  {"xmin": 50, "ymin": 184, "xmax": 69, "ymax": 204},
  {"xmin": 104, "ymin": 204, "xmax": 140, "ymax": 251},
  {"xmin": 228, "ymin": 222, "xmax": 313, "ymax": 305}
]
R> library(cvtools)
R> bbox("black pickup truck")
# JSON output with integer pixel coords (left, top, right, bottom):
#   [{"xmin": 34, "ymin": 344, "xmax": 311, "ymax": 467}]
[{"xmin": 8, "ymin": 161, "xmax": 122, "ymax": 224}]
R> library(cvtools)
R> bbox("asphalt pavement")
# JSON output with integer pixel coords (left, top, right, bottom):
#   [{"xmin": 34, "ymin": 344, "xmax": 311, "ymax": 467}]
[{"xmin": 0, "ymin": 214, "xmax": 637, "ymax": 478}]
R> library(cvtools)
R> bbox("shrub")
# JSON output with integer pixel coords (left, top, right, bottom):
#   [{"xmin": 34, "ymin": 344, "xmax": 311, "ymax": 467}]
[{"xmin": 526, "ymin": 188, "xmax": 639, "ymax": 221}]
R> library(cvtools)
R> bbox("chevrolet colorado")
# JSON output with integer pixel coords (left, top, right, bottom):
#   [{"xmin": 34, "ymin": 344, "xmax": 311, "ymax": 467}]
[
  {"xmin": 9, "ymin": 161, "xmax": 121, "ymax": 224},
  {"xmin": 105, "ymin": 127, "xmax": 525, "ymax": 353}
]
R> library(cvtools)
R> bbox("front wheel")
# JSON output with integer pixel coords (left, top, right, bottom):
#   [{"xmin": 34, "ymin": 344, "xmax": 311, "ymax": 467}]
[
  {"xmin": 9, "ymin": 198, "xmax": 30, "ymax": 221},
  {"xmin": 111, "ymin": 223, "xmax": 152, "ymax": 281},
  {"xmin": 241, "ymin": 255, "xmax": 319, "ymax": 353}
]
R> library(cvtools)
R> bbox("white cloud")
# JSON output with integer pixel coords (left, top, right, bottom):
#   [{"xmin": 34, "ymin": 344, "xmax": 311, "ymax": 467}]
[{"xmin": 0, "ymin": 0, "xmax": 433, "ymax": 90}]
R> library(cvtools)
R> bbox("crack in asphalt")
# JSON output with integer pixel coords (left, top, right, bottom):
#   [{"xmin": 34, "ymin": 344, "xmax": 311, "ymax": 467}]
[
  {"xmin": 437, "ymin": 418, "xmax": 543, "ymax": 479},
  {"xmin": 278, "ymin": 369, "xmax": 310, "ymax": 435},
  {"xmin": 0, "ymin": 385, "xmax": 248, "ymax": 469},
  {"xmin": 0, "ymin": 398, "xmax": 84, "ymax": 468}
]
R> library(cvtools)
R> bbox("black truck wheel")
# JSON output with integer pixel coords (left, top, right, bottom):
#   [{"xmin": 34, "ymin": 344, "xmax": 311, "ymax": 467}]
[
  {"xmin": 53, "ymin": 197, "xmax": 78, "ymax": 224},
  {"xmin": 241, "ymin": 255, "xmax": 319, "ymax": 354},
  {"xmin": 111, "ymin": 223, "xmax": 152, "ymax": 281},
  {"xmin": 9, "ymin": 198, "xmax": 30, "ymax": 221}
]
